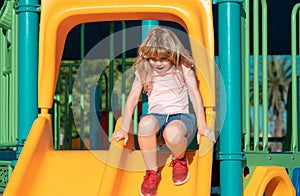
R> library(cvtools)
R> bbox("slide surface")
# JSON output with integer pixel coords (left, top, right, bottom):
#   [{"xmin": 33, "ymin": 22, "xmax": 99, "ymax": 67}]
[{"xmin": 3, "ymin": 115, "xmax": 213, "ymax": 196}]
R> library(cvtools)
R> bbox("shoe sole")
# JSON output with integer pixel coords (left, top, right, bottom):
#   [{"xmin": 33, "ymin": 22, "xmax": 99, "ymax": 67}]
[
  {"xmin": 140, "ymin": 189, "xmax": 157, "ymax": 196},
  {"xmin": 173, "ymin": 172, "xmax": 190, "ymax": 186}
]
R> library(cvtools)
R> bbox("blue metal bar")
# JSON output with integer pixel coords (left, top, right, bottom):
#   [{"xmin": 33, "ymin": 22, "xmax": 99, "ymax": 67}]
[
  {"xmin": 12, "ymin": 0, "xmax": 39, "ymax": 166},
  {"xmin": 217, "ymin": 1, "xmax": 243, "ymax": 195},
  {"xmin": 141, "ymin": 20, "xmax": 158, "ymax": 115},
  {"xmin": 137, "ymin": 20, "xmax": 159, "ymax": 147}
]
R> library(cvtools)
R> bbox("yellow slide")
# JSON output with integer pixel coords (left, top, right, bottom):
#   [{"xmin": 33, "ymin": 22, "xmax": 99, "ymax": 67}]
[
  {"xmin": 4, "ymin": 0, "xmax": 216, "ymax": 195},
  {"xmin": 4, "ymin": 115, "xmax": 214, "ymax": 196}
]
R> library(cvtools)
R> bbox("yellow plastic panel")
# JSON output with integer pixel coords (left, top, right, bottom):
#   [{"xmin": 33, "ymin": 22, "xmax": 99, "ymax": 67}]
[
  {"xmin": 97, "ymin": 116, "xmax": 215, "ymax": 196},
  {"xmin": 244, "ymin": 166, "xmax": 296, "ymax": 196},
  {"xmin": 4, "ymin": 115, "xmax": 213, "ymax": 196},
  {"xmin": 38, "ymin": 0, "xmax": 215, "ymax": 109},
  {"xmin": 4, "ymin": 114, "xmax": 106, "ymax": 196}
]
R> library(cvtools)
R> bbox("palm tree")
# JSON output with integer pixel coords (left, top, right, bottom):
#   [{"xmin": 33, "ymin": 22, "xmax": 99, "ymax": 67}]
[
  {"xmin": 267, "ymin": 56, "xmax": 291, "ymax": 151},
  {"xmin": 250, "ymin": 55, "xmax": 291, "ymax": 151}
]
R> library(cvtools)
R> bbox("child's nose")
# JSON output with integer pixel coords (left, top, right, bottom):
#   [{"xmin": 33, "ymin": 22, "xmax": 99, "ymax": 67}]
[{"xmin": 156, "ymin": 61, "xmax": 162, "ymax": 65}]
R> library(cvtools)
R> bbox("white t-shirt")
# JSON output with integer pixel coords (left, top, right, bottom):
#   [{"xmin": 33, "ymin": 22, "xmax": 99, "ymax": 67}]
[{"xmin": 136, "ymin": 64, "xmax": 192, "ymax": 114}]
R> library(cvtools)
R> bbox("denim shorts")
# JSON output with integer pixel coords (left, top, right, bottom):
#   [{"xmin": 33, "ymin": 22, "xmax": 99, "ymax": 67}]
[{"xmin": 140, "ymin": 113, "xmax": 196, "ymax": 145}]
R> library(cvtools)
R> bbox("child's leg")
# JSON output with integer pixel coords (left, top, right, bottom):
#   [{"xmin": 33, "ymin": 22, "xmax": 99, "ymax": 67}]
[
  {"xmin": 163, "ymin": 120, "xmax": 188, "ymax": 159},
  {"xmin": 164, "ymin": 120, "xmax": 191, "ymax": 185},
  {"xmin": 138, "ymin": 115, "xmax": 160, "ymax": 171}
]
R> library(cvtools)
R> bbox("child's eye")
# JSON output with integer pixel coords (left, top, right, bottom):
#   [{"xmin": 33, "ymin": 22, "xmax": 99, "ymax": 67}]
[
  {"xmin": 149, "ymin": 58, "xmax": 157, "ymax": 61},
  {"xmin": 149, "ymin": 57, "xmax": 169, "ymax": 63}
]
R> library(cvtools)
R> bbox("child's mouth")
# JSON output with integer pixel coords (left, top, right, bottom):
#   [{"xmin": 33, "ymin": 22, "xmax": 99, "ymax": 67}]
[{"xmin": 155, "ymin": 66, "xmax": 164, "ymax": 70}]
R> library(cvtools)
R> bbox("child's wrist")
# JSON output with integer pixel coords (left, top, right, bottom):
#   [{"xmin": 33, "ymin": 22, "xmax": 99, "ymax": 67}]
[
  {"xmin": 120, "ymin": 125, "xmax": 130, "ymax": 133},
  {"xmin": 198, "ymin": 124, "xmax": 208, "ymax": 130}
]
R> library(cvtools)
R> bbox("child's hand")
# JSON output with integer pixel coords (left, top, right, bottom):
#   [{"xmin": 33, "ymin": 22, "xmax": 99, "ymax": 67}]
[
  {"xmin": 111, "ymin": 129, "xmax": 129, "ymax": 146},
  {"xmin": 197, "ymin": 127, "xmax": 216, "ymax": 144}
]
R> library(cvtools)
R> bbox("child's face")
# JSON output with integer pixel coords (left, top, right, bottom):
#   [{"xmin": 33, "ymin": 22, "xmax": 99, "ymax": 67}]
[{"xmin": 148, "ymin": 56, "xmax": 172, "ymax": 74}]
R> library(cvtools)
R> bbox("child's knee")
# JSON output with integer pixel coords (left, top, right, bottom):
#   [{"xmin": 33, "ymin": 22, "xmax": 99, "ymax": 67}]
[
  {"xmin": 163, "ymin": 128, "xmax": 185, "ymax": 145},
  {"xmin": 138, "ymin": 115, "xmax": 159, "ymax": 136}
]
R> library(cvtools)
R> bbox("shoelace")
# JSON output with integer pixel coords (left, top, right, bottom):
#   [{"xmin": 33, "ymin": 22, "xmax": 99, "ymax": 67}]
[
  {"xmin": 170, "ymin": 159, "xmax": 187, "ymax": 172},
  {"xmin": 144, "ymin": 170, "xmax": 158, "ymax": 186}
]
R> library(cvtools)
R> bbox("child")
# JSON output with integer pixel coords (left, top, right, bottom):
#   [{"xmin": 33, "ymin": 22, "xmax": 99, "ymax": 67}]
[{"xmin": 111, "ymin": 26, "xmax": 215, "ymax": 196}]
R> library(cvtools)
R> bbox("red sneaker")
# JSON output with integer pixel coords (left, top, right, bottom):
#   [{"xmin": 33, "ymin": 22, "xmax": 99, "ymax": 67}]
[
  {"xmin": 170, "ymin": 158, "xmax": 190, "ymax": 185},
  {"xmin": 140, "ymin": 170, "xmax": 160, "ymax": 196}
]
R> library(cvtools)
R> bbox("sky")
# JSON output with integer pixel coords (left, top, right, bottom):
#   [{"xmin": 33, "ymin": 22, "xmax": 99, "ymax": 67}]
[
  {"xmin": 255, "ymin": 0, "xmax": 300, "ymax": 54},
  {"xmin": 1, "ymin": 0, "xmax": 299, "ymax": 58}
]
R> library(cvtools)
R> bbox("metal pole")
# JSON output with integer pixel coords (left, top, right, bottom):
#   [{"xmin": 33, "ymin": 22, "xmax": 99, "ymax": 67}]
[
  {"xmin": 137, "ymin": 20, "xmax": 158, "ymax": 147},
  {"xmin": 141, "ymin": 20, "xmax": 158, "ymax": 115},
  {"xmin": 261, "ymin": 0, "xmax": 268, "ymax": 151},
  {"xmin": 80, "ymin": 24, "xmax": 85, "ymax": 149},
  {"xmin": 216, "ymin": 0, "xmax": 243, "ymax": 195},
  {"xmin": 241, "ymin": 0, "xmax": 251, "ymax": 152},
  {"xmin": 13, "ymin": 0, "xmax": 39, "ymax": 166},
  {"xmin": 108, "ymin": 22, "xmax": 114, "ymax": 139},
  {"xmin": 291, "ymin": 4, "xmax": 300, "ymax": 152}
]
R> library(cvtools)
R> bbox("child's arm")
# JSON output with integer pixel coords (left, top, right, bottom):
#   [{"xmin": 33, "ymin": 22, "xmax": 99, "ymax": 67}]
[
  {"xmin": 185, "ymin": 70, "xmax": 215, "ymax": 143},
  {"xmin": 111, "ymin": 77, "xmax": 143, "ymax": 145}
]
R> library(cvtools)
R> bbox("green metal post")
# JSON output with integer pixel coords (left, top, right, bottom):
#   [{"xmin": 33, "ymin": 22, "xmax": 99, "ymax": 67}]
[
  {"xmin": 241, "ymin": 0, "xmax": 251, "ymax": 151},
  {"xmin": 80, "ymin": 24, "xmax": 85, "ymax": 149},
  {"xmin": 0, "ymin": 0, "xmax": 19, "ymax": 147},
  {"xmin": 0, "ymin": 20, "xmax": 4, "ymax": 146},
  {"xmin": 68, "ymin": 65, "xmax": 73, "ymax": 148},
  {"xmin": 291, "ymin": 3, "xmax": 300, "ymax": 152},
  {"xmin": 53, "ymin": 74, "xmax": 61, "ymax": 150},
  {"xmin": 12, "ymin": 9, "xmax": 18, "ymax": 145},
  {"xmin": 216, "ymin": 0, "xmax": 243, "ymax": 195},
  {"xmin": 121, "ymin": 21, "xmax": 126, "ymax": 115},
  {"xmin": 108, "ymin": 22, "xmax": 114, "ymax": 139},
  {"xmin": 63, "ymin": 70, "xmax": 70, "ymax": 149},
  {"xmin": 252, "ymin": 0, "xmax": 268, "ymax": 151},
  {"xmin": 0, "ymin": 0, "xmax": 17, "ymax": 146},
  {"xmin": 13, "ymin": 0, "xmax": 39, "ymax": 166},
  {"xmin": 252, "ymin": 0, "xmax": 260, "ymax": 151},
  {"xmin": 261, "ymin": 0, "xmax": 268, "ymax": 151}
]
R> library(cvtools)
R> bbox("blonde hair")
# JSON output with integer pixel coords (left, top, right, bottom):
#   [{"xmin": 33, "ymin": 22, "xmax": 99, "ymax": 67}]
[{"xmin": 134, "ymin": 26, "xmax": 194, "ymax": 89}]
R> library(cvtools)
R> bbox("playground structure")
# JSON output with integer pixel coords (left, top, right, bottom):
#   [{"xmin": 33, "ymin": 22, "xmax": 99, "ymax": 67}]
[{"xmin": 0, "ymin": 0, "xmax": 299, "ymax": 195}]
